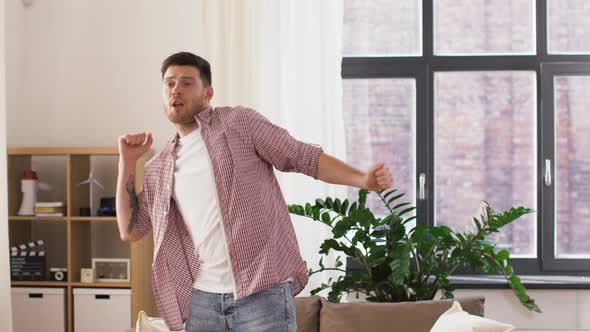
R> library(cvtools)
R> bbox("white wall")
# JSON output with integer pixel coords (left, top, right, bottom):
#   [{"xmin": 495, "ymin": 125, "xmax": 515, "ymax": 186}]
[
  {"xmin": 1, "ymin": 0, "xmax": 14, "ymax": 329},
  {"xmin": 454, "ymin": 289, "xmax": 590, "ymax": 330},
  {"xmin": 5, "ymin": 0, "xmax": 210, "ymax": 151}
]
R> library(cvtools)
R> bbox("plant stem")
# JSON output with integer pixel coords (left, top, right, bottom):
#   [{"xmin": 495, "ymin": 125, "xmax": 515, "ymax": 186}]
[
  {"xmin": 376, "ymin": 191, "xmax": 395, "ymax": 215},
  {"xmin": 309, "ymin": 267, "xmax": 347, "ymax": 277},
  {"xmin": 481, "ymin": 252, "xmax": 537, "ymax": 311}
]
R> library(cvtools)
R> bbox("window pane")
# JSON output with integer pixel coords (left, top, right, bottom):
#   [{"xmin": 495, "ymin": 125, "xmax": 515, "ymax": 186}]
[
  {"xmin": 434, "ymin": 0, "xmax": 536, "ymax": 55},
  {"xmin": 547, "ymin": 0, "xmax": 590, "ymax": 54},
  {"xmin": 343, "ymin": 0, "xmax": 422, "ymax": 56},
  {"xmin": 555, "ymin": 76, "xmax": 590, "ymax": 258},
  {"xmin": 435, "ymin": 71, "xmax": 537, "ymax": 257},
  {"xmin": 343, "ymin": 79, "xmax": 416, "ymax": 218}
]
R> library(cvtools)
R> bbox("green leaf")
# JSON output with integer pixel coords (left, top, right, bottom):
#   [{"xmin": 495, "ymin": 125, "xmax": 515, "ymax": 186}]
[
  {"xmin": 349, "ymin": 202, "xmax": 358, "ymax": 213},
  {"xmin": 287, "ymin": 205, "xmax": 296, "ymax": 214},
  {"xmin": 341, "ymin": 200, "xmax": 349, "ymax": 215},
  {"xmin": 397, "ymin": 207, "xmax": 416, "ymax": 217},
  {"xmin": 402, "ymin": 215, "xmax": 417, "ymax": 225},
  {"xmin": 296, "ymin": 205, "xmax": 305, "ymax": 215},
  {"xmin": 381, "ymin": 189, "xmax": 397, "ymax": 200},
  {"xmin": 321, "ymin": 212, "xmax": 332, "ymax": 226},
  {"xmin": 326, "ymin": 197, "xmax": 334, "ymax": 208},
  {"xmin": 349, "ymin": 208, "xmax": 375, "ymax": 229},
  {"xmin": 496, "ymin": 249, "xmax": 510, "ymax": 262},
  {"xmin": 352, "ymin": 229, "xmax": 365, "ymax": 245},
  {"xmin": 333, "ymin": 219, "xmax": 353, "ymax": 238},
  {"xmin": 387, "ymin": 193, "xmax": 405, "ymax": 205},
  {"xmin": 504, "ymin": 265, "xmax": 513, "ymax": 275},
  {"xmin": 288, "ymin": 204, "xmax": 302, "ymax": 215},
  {"xmin": 319, "ymin": 239, "xmax": 341, "ymax": 255},
  {"xmin": 305, "ymin": 203, "xmax": 313, "ymax": 216},
  {"xmin": 391, "ymin": 202, "xmax": 411, "ymax": 211},
  {"xmin": 358, "ymin": 189, "xmax": 368, "ymax": 208},
  {"xmin": 315, "ymin": 198, "xmax": 326, "ymax": 208},
  {"xmin": 312, "ymin": 207, "xmax": 321, "ymax": 220},
  {"xmin": 334, "ymin": 198, "xmax": 341, "ymax": 212},
  {"xmin": 473, "ymin": 217, "xmax": 482, "ymax": 231}
]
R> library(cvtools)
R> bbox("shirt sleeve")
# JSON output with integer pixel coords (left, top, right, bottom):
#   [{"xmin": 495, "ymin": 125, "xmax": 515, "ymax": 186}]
[
  {"xmin": 248, "ymin": 109, "xmax": 323, "ymax": 179},
  {"xmin": 134, "ymin": 176, "xmax": 153, "ymax": 238}
]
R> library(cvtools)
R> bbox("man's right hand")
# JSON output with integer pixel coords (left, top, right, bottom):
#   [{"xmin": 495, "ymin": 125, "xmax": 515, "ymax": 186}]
[{"xmin": 118, "ymin": 132, "xmax": 153, "ymax": 165}]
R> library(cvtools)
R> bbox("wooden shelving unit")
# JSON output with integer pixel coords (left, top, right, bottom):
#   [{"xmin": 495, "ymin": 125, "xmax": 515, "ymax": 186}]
[{"xmin": 6, "ymin": 147, "xmax": 157, "ymax": 332}]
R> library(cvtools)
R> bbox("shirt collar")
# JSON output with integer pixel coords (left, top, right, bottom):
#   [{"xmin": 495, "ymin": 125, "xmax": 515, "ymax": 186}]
[{"xmin": 167, "ymin": 105, "xmax": 214, "ymax": 146}]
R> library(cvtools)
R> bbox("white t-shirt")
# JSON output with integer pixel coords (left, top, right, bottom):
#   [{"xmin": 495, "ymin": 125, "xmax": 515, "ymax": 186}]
[{"xmin": 172, "ymin": 126, "xmax": 236, "ymax": 294}]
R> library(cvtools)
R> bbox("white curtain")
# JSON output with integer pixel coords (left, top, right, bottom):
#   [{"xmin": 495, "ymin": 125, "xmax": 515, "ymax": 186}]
[
  {"xmin": 193, "ymin": 0, "xmax": 347, "ymax": 296},
  {"xmin": 1, "ymin": 0, "xmax": 15, "ymax": 328}
]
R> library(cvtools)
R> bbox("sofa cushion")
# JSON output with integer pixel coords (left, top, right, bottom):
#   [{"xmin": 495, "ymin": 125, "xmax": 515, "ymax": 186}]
[
  {"xmin": 295, "ymin": 295, "xmax": 322, "ymax": 332},
  {"xmin": 319, "ymin": 296, "xmax": 485, "ymax": 332},
  {"xmin": 430, "ymin": 301, "xmax": 513, "ymax": 332},
  {"xmin": 136, "ymin": 310, "xmax": 170, "ymax": 332}
]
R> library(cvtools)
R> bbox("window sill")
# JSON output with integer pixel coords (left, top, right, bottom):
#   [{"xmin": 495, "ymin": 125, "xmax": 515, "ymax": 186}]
[{"xmin": 450, "ymin": 275, "xmax": 590, "ymax": 289}]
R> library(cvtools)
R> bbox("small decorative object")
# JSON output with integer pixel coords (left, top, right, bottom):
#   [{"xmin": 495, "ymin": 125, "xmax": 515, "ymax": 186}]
[
  {"xmin": 34, "ymin": 201, "xmax": 65, "ymax": 217},
  {"xmin": 76, "ymin": 170, "xmax": 104, "ymax": 217},
  {"xmin": 80, "ymin": 268, "xmax": 94, "ymax": 283},
  {"xmin": 50, "ymin": 267, "xmax": 68, "ymax": 281},
  {"xmin": 79, "ymin": 207, "xmax": 91, "ymax": 217},
  {"xmin": 92, "ymin": 258, "xmax": 130, "ymax": 282},
  {"xmin": 97, "ymin": 197, "xmax": 116, "ymax": 216},
  {"xmin": 17, "ymin": 170, "xmax": 52, "ymax": 216},
  {"xmin": 10, "ymin": 240, "xmax": 46, "ymax": 281}
]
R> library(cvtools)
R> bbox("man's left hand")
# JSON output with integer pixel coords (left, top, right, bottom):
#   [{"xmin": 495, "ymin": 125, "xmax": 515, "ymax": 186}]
[{"xmin": 363, "ymin": 163, "xmax": 394, "ymax": 191}]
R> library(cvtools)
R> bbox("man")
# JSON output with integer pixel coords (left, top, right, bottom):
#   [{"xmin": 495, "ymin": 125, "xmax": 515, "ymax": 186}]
[{"xmin": 116, "ymin": 52, "xmax": 393, "ymax": 332}]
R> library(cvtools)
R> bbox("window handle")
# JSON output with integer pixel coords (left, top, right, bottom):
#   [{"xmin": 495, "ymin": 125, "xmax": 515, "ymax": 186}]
[
  {"xmin": 419, "ymin": 173, "xmax": 426, "ymax": 200},
  {"xmin": 544, "ymin": 159, "xmax": 552, "ymax": 187}
]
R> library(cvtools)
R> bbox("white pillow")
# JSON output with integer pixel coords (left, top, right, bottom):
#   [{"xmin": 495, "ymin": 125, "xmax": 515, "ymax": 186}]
[
  {"xmin": 430, "ymin": 301, "xmax": 515, "ymax": 332},
  {"xmin": 136, "ymin": 311, "xmax": 172, "ymax": 332}
]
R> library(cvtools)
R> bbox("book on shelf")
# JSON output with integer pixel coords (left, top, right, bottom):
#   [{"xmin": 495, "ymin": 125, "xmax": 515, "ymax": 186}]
[
  {"xmin": 34, "ymin": 206, "xmax": 65, "ymax": 214},
  {"xmin": 35, "ymin": 201, "xmax": 65, "ymax": 208},
  {"xmin": 34, "ymin": 212, "xmax": 64, "ymax": 217}
]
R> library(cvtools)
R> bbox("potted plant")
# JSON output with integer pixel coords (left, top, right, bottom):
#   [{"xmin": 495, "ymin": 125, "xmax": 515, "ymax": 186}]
[{"xmin": 288, "ymin": 188, "xmax": 541, "ymax": 313}]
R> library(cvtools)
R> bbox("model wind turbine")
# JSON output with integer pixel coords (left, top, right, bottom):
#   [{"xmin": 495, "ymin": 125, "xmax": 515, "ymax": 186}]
[{"xmin": 76, "ymin": 170, "xmax": 104, "ymax": 216}]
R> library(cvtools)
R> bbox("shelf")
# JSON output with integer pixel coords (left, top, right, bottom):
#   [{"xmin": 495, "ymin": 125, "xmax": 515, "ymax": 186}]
[
  {"xmin": 70, "ymin": 217, "xmax": 117, "ymax": 222},
  {"xmin": 12, "ymin": 281, "xmax": 68, "ymax": 287},
  {"xmin": 70, "ymin": 282, "xmax": 130, "ymax": 288},
  {"xmin": 11, "ymin": 281, "xmax": 131, "ymax": 288},
  {"xmin": 7, "ymin": 147, "xmax": 119, "ymax": 156},
  {"xmin": 7, "ymin": 147, "xmax": 156, "ymax": 332},
  {"xmin": 9, "ymin": 216, "xmax": 67, "ymax": 222}
]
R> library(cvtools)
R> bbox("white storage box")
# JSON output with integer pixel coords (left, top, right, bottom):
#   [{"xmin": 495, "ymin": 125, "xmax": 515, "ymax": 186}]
[
  {"xmin": 11, "ymin": 287, "xmax": 66, "ymax": 332},
  {"xmin": 74, "ymin": 288, "xmax": 131, "ymax": 332}
]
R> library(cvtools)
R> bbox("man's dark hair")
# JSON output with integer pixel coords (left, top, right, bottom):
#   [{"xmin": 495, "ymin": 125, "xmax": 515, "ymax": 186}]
[{"xmin": 161, "ymin": 52, "xmax": 212, "ymax": 87}]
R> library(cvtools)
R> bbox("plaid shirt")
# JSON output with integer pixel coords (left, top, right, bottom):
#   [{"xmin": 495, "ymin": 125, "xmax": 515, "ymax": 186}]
[{"xmin": 134, "ymin": 105, "xmax": 323, "ymax": 330}]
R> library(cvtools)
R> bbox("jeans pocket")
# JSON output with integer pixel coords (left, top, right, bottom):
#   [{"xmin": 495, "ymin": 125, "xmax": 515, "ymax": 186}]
[{"xmin": 257, "ymin": 283, "xmax": 287, "ymax": 295}]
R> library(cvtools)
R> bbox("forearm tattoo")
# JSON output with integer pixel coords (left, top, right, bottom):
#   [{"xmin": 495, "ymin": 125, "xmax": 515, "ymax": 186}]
[{"xmin": 125, "ymin": 174, "xmax": 139, "ymax": 234}]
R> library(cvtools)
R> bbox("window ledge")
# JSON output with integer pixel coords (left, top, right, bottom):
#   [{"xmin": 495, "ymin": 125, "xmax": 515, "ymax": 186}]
[{"xmin": 450, "ymin": 275, "xmax": 590, "ymax": 289}]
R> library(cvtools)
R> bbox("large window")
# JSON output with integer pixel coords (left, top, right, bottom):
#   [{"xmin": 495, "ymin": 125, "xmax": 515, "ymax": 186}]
[
  {"xmin": 342, "ymin": 0, "xmax": 590, "ymax": 274},
  {"xmin": 434, "ymin": 71, "xmax": 537, "ymax": 257},
  {"xmin": 343, "ymin": 79, "xmax": 416, "ymax": 217}
]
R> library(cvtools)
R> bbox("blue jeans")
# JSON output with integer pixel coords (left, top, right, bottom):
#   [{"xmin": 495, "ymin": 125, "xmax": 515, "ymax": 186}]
[{"xmin": 185, "ymin": 281, "xmax": 297, "ymax": 332}]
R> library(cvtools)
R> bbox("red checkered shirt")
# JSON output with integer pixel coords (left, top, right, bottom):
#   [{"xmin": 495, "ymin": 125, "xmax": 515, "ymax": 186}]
[{"xmin": 133, "ymin": 105, "xmax": 323, "ymax": 330}]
